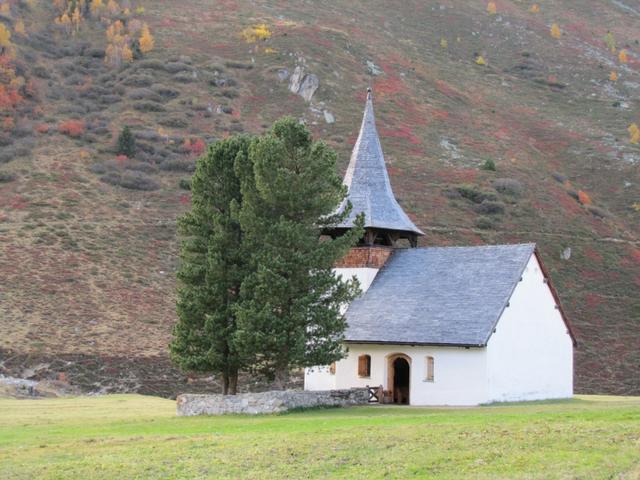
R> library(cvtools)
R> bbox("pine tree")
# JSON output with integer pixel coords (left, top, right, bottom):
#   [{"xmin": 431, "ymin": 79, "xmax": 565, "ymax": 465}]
[
  {"xmin": 234, "ymin": 117, "xmax": 364, "ymax": 389},
  {"xmin": 171, "ymin": 135, "xmax": 253, "ymax": 394},
  {"xmin": 116, "ymin": 125, "xmax": 135, "ymax": 157}
]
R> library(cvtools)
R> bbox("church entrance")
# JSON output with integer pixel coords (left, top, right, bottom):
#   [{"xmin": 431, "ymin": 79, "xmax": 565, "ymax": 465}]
[{"xmin": 388, "ymin": 354, "xmax": 411, "ymax": 404}]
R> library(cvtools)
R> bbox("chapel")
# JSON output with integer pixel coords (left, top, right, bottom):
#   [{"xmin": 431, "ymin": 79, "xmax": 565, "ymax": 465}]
[{"xmin": 304, "ymin": 89, "xmax": 576, "ymax": 406}]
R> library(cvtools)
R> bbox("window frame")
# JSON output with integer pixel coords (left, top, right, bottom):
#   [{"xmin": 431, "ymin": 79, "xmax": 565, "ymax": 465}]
[
  {"xmin": 357, "ymin": 354, "xmax": 371, "ymax": 378},
  {"xmin": 424, "ymin": 356, "xmax": 434, "ymax": 382}
]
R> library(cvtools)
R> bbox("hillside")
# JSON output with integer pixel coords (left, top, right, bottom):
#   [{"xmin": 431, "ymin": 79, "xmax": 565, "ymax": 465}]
[{"xmin": 0, "ymin": 0, "xmax": 638, "ymax": 396}]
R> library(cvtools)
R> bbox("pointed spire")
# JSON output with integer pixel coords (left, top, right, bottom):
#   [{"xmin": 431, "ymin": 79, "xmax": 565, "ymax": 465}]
[{"xmin": 332, "ymin": 89, "xmax": 424, "ymax": 243}]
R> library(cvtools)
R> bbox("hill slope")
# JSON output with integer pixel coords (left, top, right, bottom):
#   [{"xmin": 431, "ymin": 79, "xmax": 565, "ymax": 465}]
[{"xmin": 0, "ymin": 0, "xmax": 638, "ymax": 396}]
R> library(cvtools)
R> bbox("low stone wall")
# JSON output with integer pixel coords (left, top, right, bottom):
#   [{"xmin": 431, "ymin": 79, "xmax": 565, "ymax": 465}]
[{"xmin": 176, "ymin": 388, "xmax": 369, "ymax": 416}]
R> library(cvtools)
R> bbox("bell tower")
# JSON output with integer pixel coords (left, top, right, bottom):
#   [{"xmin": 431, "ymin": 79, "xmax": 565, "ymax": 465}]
[{"xmin": 324, "ymin": 89, "xmax": 423, "ymax": 277}]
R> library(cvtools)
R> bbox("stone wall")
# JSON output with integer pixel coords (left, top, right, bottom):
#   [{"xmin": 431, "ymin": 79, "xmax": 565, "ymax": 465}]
[{"xmin": 176, "ymin": 388, "xmax": 369, "ymax": 416}]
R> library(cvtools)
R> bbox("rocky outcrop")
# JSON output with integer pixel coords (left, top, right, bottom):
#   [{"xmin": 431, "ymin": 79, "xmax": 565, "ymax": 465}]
[
  {"xmin": 288, "ymin": 65, "xmax": 319, "ymax": 102},
  {"xmin": 176, "ymin": 388, "xmax": 369, "ymax": 416}
]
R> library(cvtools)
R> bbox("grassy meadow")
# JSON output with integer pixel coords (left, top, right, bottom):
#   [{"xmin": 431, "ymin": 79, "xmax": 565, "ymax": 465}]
[{"xmin": 0, "ymin": 395, "xmax": 639, "ymax": 479}]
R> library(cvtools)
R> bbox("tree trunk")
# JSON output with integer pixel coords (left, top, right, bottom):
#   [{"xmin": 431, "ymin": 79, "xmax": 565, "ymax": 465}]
[
  {"xmin": 222, "ymin": 374, "xmax": 230, "ymax": 395},
  {"xmin": 228, "ymin": 371, "xmax": 238, "ymax": 395},
  {"xmin": 273, "ymin": 367, "xmax": 289, "ymax": 391}
]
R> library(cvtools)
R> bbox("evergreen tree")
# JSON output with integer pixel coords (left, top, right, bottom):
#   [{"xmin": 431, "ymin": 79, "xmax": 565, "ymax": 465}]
[
  {"xmin": 170, "ymin": 135, "xmax": 252, "ymax": 394},
  {"xmin": 234, "ymin": 117, "xmax": 364, "ymax": 389},
  {"xmin": 117, "ymin": 125, "xmax": 135, "ymax": 158}
]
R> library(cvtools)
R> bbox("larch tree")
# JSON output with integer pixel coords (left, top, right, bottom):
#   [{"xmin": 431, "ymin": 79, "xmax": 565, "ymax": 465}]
[
  {"xmin": 139, "ymin": 23, "xmax": 154, "ymax": 54},
  {"xmin": 171, "ymin": 135, "xmax": 253, "ymax": 395},
  {"xmin": 233, "ymin": 117, "xmax": 364, "ymax": 389}
]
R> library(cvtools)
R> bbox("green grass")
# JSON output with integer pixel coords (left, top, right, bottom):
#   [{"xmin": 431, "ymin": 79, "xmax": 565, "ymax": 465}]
[{"xmin": 1, "ymin": 395, "xmax": 639, "ymax": 479}]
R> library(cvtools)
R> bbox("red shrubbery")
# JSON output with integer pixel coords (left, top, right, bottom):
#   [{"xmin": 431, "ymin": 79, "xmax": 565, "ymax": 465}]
[
  {"xmin": 183, "ymin": 138, "xmax": 206, "ymax": 156},
  {"xmin": 58, "ymin": 120, "xmax": 85, "ymax": 137}
]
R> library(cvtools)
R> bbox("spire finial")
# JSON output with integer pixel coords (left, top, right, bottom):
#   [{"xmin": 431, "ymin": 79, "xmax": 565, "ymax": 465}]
[{"xmin": 366, "ymin": 87, "xmax": 372, "ymax": 100}]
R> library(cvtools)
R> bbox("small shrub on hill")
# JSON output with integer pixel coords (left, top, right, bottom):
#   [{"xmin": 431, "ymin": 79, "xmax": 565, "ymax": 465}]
[
  {"xmin": 475, "ymin": 200, "xmax": 505, "ymax": 215},
  {"xmin": 133, "ymin": 101, "xmax": 165, "ymax": 112},
  {"xmin": 159, "ymin": 157, "xmax": 195, "ymax": 172},
  {"xmin": 159, "ymin": 116, "xmax": 188, "ymax": 128},
  {"xmin": 151, "ymin": 83, "xmax": 179, "ymax": 99},
  {"xmin": 456, "ymin": 185, "xmax": 497, "ymax": 204},
  {"xmin": 552, "ymin": 172, "xmax": 567, "ymax": 183},
  {"xmin": 475, "ymin": 216, "xmax": 496, "ymax": 230},
  {"xmin": 179, "ymin": 178, "xmax": 191, "ymax": 190},
  {"xmin": 117, "ymin": 126, "xmax": 135, "ymax": 157},
  {"xmin": 165, "ymin": 62, "xmax": 191, "ymax": 73},
  {"xmin": 122, "ymin": 74, "xmax": 153, "ymax": 87},
  {"xmin": 58, "ymin": 120, "xmax": 85, "ymax": 137},
  {"xmin": 0, "ymin": 171, "xmax": 16, "ymax": 182},
  {"xmin": 224, "ymin": 61, "xmax": 253, "ymax": 70},
  {"xmin": 128, "ymin": 88, "xmax": 163, "ymax": 102},
  {"xmin": 586, "ymin": 205, "xmax": 610, "ymax": 218},
  {"xmin": 493, "ymin": 178, "xmax": 523, "ymax": 196},
  {"xmin": 480, "ymin": 159, "xmax": 496, "ymax": 171},
  {"xmin": 100, "ymin": 171, "xmax": 159, "ymax": 191}
]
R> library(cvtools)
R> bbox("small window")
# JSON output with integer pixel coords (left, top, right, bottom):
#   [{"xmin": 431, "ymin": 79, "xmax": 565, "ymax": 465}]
[
  {"xmin": 329, "ymin": 362, "xmax": 336, "ymax": 375},
  {"xmin": 357, "ymin": 354, "xmax": 371, "ymax": 377},
  {"xmin": 425, "ymin": 356, "xmax": 434, "ymax": 382}
]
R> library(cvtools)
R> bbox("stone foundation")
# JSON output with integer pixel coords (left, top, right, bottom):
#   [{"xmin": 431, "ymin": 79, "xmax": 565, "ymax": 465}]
[{"xmin": 176, "ymin": 388, "xmax": 369, "ymax": 416}]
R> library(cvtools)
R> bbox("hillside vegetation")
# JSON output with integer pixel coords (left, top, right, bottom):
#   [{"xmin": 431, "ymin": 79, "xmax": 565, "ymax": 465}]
[
  {"xmin": 0, "ymin": 395, "xmax": 639, "ymax": 479},
  {"xmin": 0, "ymin": 0, "xmax": 638, "ymax": 395}
]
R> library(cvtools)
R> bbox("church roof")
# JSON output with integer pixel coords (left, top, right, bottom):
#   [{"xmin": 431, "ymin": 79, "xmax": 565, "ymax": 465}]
[
  {"xmin": 333, "ymin": 90, "xmax": 424, "ymax": 236},
  {"xmin": 344, "ymin": 243, "xmax": 537, "ymax": 346}
]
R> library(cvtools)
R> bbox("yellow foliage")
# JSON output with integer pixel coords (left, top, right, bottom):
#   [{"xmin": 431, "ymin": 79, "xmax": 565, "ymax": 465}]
[
  {"xmin": 440, "ymin": 38, "xmax": 448, "ymax": 49},
  {"xmin": 529, "ymin": 4, "xmax": 540, "ymax": 13},
  {"xmin": 475, "ymin": 55, "xmax": 486, "ymax": 65},
  {"xmin": 604, "ymin": 31, "xmax": 616, "ymax": 53},
  {"xmin": 135, "ymin": 6, "xmax": 145, "ymax": 14},
  {"xmin": 122, "ymin": 44, "xmax": 133, "ymax": 62},
  {"xmin": 487, "ymin": 2, "xmax": 497, "ymax": 15},
  {"xmin": 550, "ymin": 23, "xmax": 561, "ymax": 39},
  {"xmin": 0, "ymin": 3, "xmax": 10, "ymax": 15},
  {"xmin": 91, "ymin": 0, "xmax": 104, "ymax": 15},
  {"xmin": 71, "ymin": 6, "xmax": 82, "ymax": 32},
  {"xmin": 14, "ymin": 19, "xmax": 26, "ymax": 36},
  {"xmin": 619, "ymin": 49, "xmax": 628, "ymax": 63},
  {"xmin": 107, "ymin": 0, "xmax": 119, "ymax": 15},
  {"xmin": 0, "ymin": 23, "xmax": 11, "ymax": 48},
  {"xmin": 241, "ymin": 24, "xmax": 271, "ymax": 43},
  {"xmin": 139, "ymin": 23, "xmax": 154, "ymax": 53},
  {"xmin": 629, "ymin": 123, "xmax": 640, "ymax": 144},
  {"xmin": 123, "ymin": 8, "xmax": 130, "ymax": 16},
  {"xmin": 632, "ymin": 203, "xmax": 640, "ymax": 213},
  {"xmin": 610, "ymin": 71, "xmax": 618, "ymax": 81},
  {"xmin": 263, "ymin": 46, "xmax": 276, "ymax": 54}
]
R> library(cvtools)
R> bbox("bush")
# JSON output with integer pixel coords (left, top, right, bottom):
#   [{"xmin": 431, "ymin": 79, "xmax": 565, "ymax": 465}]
[
  {"xmin": 121, "ymin": 74, "xmax": 154, "ymax": 87},
  {"xmin": 0, "ymin": 171, "xmax": 16, "ymax": 182},
  {"xmin": 165, "ymin": 62, "xmax": 191, "ymax": 73},
  {"xmin": 456, "ymin": 185, "xmax": 497, "ymax": 204},
  {"xmin": 159, "ymin": 116, "xmax": 188, "ymax": 128},
  {"xmin": 117, "ymin": 126, "xmax": 136, "ymax": 157},
  {"xmin": 0, "ymin": 145, "xmax": 30, "ymax": 164},
  {"xmin": 100, "ymin": 171, "xmax": 160, "ymax": 191},
  {"xmin": 58, "ymin": 120, "xmax": 85, "ymax": 138},
  {"xmin": 128, "ymin": 88, "xmax": 163, "ymax": 102},
  {"xmin": 566, "ymin": 189, "xmax": 579, "ymax": 201},
  {"xmin": 126, "ymin": 161, "xmax": 158, "ymax": 174},
  {"xmin": 136, "ymin": 59, "xmax": 165, "ymax": 70},
  {"xmin": 159, "ymin": 158, "xmax": 196, "ymax": 172},
  {"xmin": 179, "ymin": 178, "xmax": 191, "ymax": 190},
  {"xmin": 586, "ymin": 205, "xmax": 610, "ymax": 218},
  {"xmin": 480, "ymin": 159, "xmax": 496, "ymax": 171},
  {"xmin": 224, "ymin": 61, "xmax": 253, "ymax": 70},
  {"xmin": 151, "ymin": 84, "xmax": 179, "ymax": 99},
  {"xmin": 173, "ymin": 71, "xmax": 197, "ymax": 83},
  {"xmin": 493, "ymin": 178, "xmax": 523, "ymax": 196},
  {"xmin": 133, "ymin": 101, "xmax": 166, "ymax": 112},
  {"xmin": 475, "ymin": 200, "xmax": 505, "ymax": 215},
  {"xmin": 475, "ymin": 216, "xmax": 496, "ymax": 230},
  {"xmin": 89, "ymin": 162, "xmax": 108, "ymax": 174}
]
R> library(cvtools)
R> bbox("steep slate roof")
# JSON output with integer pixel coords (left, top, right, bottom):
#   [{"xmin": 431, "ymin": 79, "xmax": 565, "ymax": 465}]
[
  {"xmin": 344, "ymin": 243, "xmax": 536, "ymax": 346},
  {"xmin": 333, "ymin": 90, "xmax": 424, "ymax": 236}
]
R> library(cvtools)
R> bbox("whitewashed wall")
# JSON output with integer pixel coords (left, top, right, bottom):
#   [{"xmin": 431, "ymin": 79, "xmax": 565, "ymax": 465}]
[
  {"xmin": 305, "ymin": 344, "xmax": 489, "ymax": 406},
  {"xmin": 486, "ymin": 254, "xmax": 574, "ymax": 402}
]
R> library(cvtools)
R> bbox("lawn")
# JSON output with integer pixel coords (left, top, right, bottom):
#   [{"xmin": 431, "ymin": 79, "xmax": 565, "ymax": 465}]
[{"xmin": 0, "ymin": 395, "xmax": 639, "ymax": 479}]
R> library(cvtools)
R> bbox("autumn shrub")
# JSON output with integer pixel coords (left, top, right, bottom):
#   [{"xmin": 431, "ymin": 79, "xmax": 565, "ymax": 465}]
[
  {"xmin": 100, "ymin": 171, "xmax": 160, "ymax": 191},
  {"xmin": 493, "ymin": 178, "xmax": 523, "ymax": 196},
  {"xmin": 577, "ymin": 191, "xmax": 592, "ymax": 205},
  {"xmin": 58, "ymin": 120, "xmax": 85, "ymax": 137},
  {"xmin": 475, "ymin": 216, "xmax": 496, "ymax": 230},
  {"xmin": 35, "ymin": 124, "xmax": 50, "ymax": 134},
  {"xmin": 475, "ymin": 200, "xmax": 505, "ymax": 215},
  {"xmin": 133, "ymin": 101, "xmax": 165, "ymax": 112}
]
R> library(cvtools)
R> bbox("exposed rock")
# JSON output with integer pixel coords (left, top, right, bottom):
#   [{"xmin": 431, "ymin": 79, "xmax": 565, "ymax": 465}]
[
  {"xmin": 177, "ymin": 388, "xmax": 369, "ymax": 416},
  {"xmin": 323, "ymin": 110, "xmax": 335, "ymax": 124},
  {"xmin": 277, "ymin": 68, "xmax": 289, "ymax": 81},
  {"xmin": 561, "ymin": 247, "xmax": 572, "ymax": 260},
  {"xmin": 366, "ymin": 60, "xmax": 382, "ymax": 76},
  {"xmin": 298, "ymin": 74, "xmax": 319, "ymax": 101}
]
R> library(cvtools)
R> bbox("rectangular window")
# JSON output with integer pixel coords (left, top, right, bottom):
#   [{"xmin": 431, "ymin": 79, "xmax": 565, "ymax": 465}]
[
  {"xmin": 425, "ymin": 356, "xmax": 434, "ymax": 382},
  {"xmin": 358, "ymin": 354, "xmax": 371, "ymax": 377}
]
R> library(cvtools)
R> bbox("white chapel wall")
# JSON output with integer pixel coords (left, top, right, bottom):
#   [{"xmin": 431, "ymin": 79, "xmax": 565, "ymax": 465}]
[{"xmin": 486, "ymin": 253, "xmax": 574, "ymax": 402}]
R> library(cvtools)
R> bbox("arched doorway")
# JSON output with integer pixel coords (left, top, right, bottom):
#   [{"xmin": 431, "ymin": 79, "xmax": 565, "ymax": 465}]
[{"xmin": 387, "ymin": 354, "xmax": 411, "ymax": 404}]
